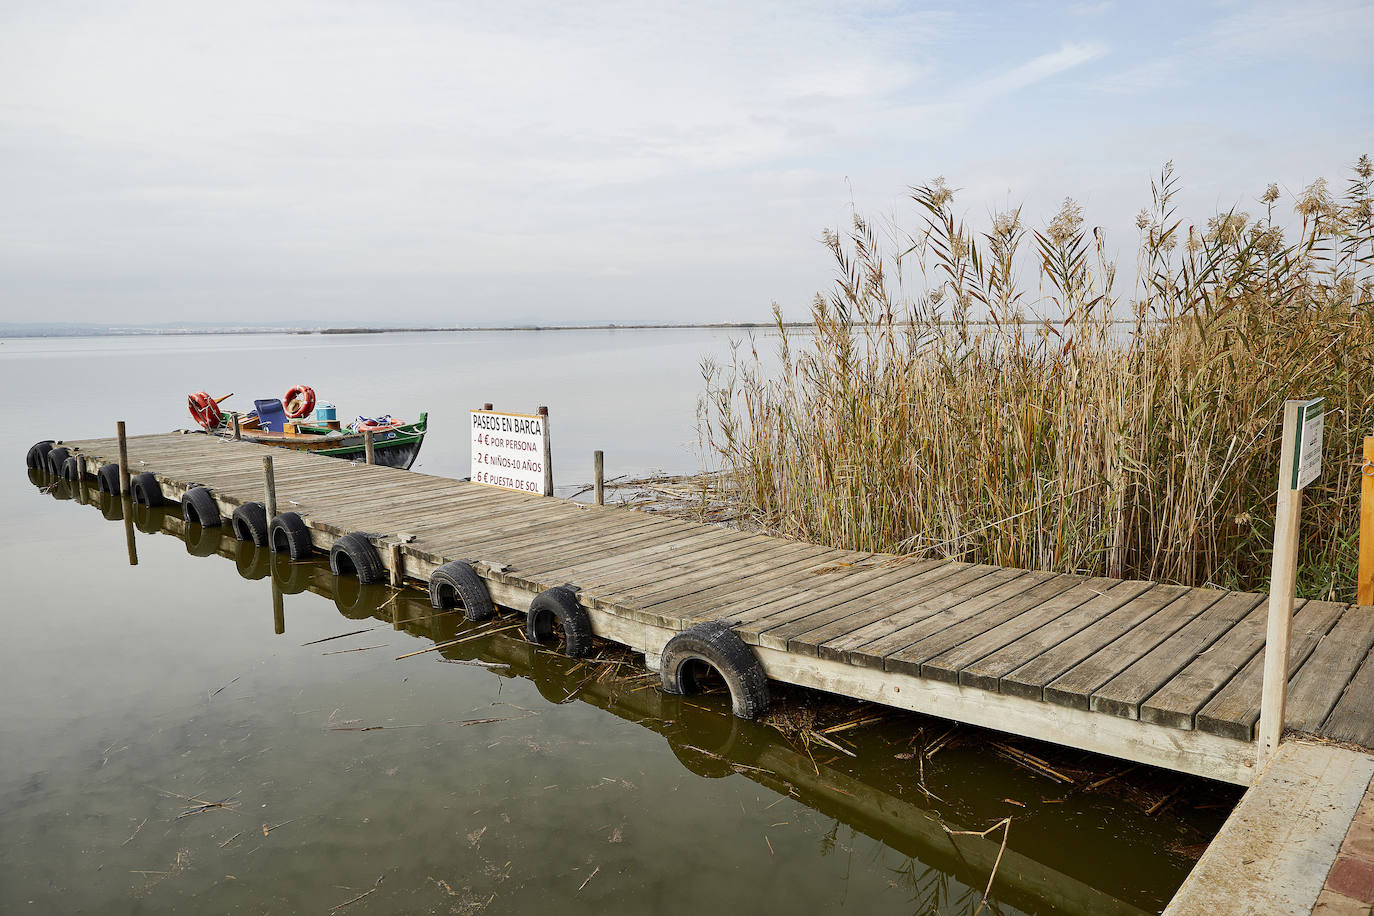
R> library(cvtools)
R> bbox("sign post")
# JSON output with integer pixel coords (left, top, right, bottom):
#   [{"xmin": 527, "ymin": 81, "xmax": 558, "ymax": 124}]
[
  {"xmin": 1360, "ymin": 436, "xmax": 1373, "ymax": 607},
  {"xmin": 471, "ymin": 407, "xmax": 552, "ymax": 497},
  {"xmin": 1256, "ymin": 397, "xmax": 1324, "ymax": 771}
]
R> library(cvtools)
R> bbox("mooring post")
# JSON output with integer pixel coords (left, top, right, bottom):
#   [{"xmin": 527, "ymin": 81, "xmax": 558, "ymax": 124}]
[
  {"xmin": 72, "ymin": 454, "xmax": 86, "ymax": 504},
  {"xmin": 262, "ymin": 455, "xmax": 277, "ymax": 519},
  {"xmin": 364, "ymin": 429, "xmax": 375, "ymax": 465},
  {"xmin": 483, "ymin": 403, "xmax": 493, "ymax": 411},
  {"xmin": 594, "ymin": 450, "xmax": 604, "ymax": 506},
  {"xmin": 539, "ymin": 405, "xmax": 553, "ymax": 497},
  {"xmin": 116, "ymin": 420, "xmax": 131, "ymax": 496},
  {"xmin": 388, "ymin": 542, "xmax": 403, "ymax": 588},
  {"xmin": 1257, "ymin": 400, "xmax": 1315, "ymax": 769},
  {"xmin": 1360, "ymin": 436, "xmax": 1374, "ymax": 607},
  {"xmin": 231, "ymin": 412, "xmax": 241, "ymax": 441}
]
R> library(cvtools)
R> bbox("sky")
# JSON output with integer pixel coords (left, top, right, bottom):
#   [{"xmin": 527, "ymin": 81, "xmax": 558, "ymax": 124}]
[{"xmin": 2, "ymin": 0, "xmax": 1372, "ymax": 327}]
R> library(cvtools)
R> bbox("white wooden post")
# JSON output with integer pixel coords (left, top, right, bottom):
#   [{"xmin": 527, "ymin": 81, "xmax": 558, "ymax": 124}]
[{"xmin": 1256, "ymin": 398, "xmax": 1324, "ymax": 770}]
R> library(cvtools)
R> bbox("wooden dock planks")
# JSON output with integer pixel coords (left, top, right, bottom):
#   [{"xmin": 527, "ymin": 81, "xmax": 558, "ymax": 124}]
[{"xmin": 48, "ymin": 431, "xmax": 1374, "ymax": 775}]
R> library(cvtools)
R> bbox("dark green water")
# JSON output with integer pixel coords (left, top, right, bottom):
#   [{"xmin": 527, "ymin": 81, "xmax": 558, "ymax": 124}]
[{"xmin": 0, "ymin": 331, "xmax": 1237, "ymax": 914}]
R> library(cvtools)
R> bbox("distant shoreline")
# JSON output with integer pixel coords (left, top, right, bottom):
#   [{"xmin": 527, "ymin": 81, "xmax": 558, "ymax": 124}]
[{"xmin": 0, "ymin": 322, "xmax": 808, "ymax": 340}]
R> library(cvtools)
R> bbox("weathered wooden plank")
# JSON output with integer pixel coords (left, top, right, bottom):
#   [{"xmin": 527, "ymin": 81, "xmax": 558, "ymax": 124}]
[
  {"xmin": 1090, "ymin": 592, "xmax": 1265, "ymax": 720},
  {"xmin": 776, "ymin": 566, "xmax": 1022, "ymax": 656},
  {"xmin": 949, "ymin": 580, "xmax": 1151, "ymax": 691},
  {"xmin": 1195, "ymin": 600, "xmax": 1345, "ymax": 741},
  {"xmin": 1286, "ymin": 606, "xmax": 1374, "ymax": 736},
  {"xmin": 1042, "ymin": 588, "xmax": 1227, "ymax": 712},
  {"xmin": 1321, "ymin": 642, "xmax": 1374, "ymax": 747},
  {"xmin": 828, "ymin": 570, "xmax": 1061, "ymax": 668},
  {"xmin": 615, "ymin": 545, "xmax": 860, "ymax": 615},
  {"xmin": 1141, "ymin": 599, "xmax": 1298, "ymax": 732}
]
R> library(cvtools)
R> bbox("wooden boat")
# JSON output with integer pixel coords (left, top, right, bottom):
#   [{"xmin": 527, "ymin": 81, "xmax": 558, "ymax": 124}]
[{"xmin": 188, "ymin": 388, "xmax": 428, "ymax": 470}]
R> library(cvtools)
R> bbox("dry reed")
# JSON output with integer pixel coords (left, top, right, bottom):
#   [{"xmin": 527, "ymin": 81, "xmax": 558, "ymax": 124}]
[{"xmin": 701, "ymin": 158, "xmax": 1374, "ymax": 600}]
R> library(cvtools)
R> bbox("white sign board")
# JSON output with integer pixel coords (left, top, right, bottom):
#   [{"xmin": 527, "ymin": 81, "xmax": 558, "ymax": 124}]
[
  {"xmin": 1291, "ymin": 397, "xmax": 1325, "ymax": 490},
  {"xmin": 471, "ymin": 410, "xmax": 549, "ymax": 495}
]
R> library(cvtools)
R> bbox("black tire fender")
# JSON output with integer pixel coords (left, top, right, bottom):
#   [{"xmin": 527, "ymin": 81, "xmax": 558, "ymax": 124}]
[
  {"xmin": 428, "ymin": 560, "xmax": 495, "ymax": 622},
  {"xmin": 181, "ymin": 486, "xmax": 222, "ymax": 527},
  {"xmin": 59, "ymin": 455, "xmax": 83, "ymax": 480},
  {"xmin": 25, "ymin": 440, "xmax": 54, "ymax": 470},
  {"xmin": 130, "ymin": 472, "xmax": 165, "ymax": 507},
  {"xmin": 268, "ymin": 511, "xmax": 312, "ymax": 559},
  {"xmin": 45, "ymin": 446, "xmax": 70, "ymax": 475},
  {"xmin": 660, "ymin": 623, "xmax": 770, "ymax": 720},
  {"xmin": 329, "ymin": 532, "xmax": 385, "ymax": 585},
  {"xmin": 231, "ymin": 502, "xmax": 269, "ymax": 546},
  {"xmin": 96, "ymin": 463, "xmax": 120, "ymax": 494},
  {"xmin": 525, "ymin": 586, "xmax": 594, "ymax": 658}
]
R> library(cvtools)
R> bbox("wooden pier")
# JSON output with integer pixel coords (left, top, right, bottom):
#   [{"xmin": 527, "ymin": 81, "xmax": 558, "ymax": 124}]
[{"xmin": 42, "ymin": 430, "xmax": 1374, "ymax": 791}]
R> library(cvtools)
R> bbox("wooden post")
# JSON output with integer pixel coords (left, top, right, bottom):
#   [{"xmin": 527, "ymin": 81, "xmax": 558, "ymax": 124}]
[
  {"xmin": 262, "ymin": 455, "xmax": 277, "ymax": 519},
  {"xmin": 116, "ymin": 421, "xmax": 131, "ymax": 496},
  {"xmin": 539, "ymin": 405, "xmax": 553, "ymax": 497},
  {"xmin": 594, "ymin": 450, "xmax": 604, "ymax": 506},
  {"xmin": 232, "ymin": 412, "xmax": 241, "ymax": 440},
  {"xmin": 364, "ymin": 429, "xmax": 375, "ymax": 465},
  {"xmin": 483, "ymin": 403, "xmax": 493, "ymax": 411},
  {"xmin": 388, "ymin": 542, "xmax": 403, "ymax": 588},
  {"xmin": 1257, "ymin": 401, "xmax": 1306, "ymax": 770},
  {"xmin": 1360, "ymin": 436, "xmax": 1374, "ymax": 606}
]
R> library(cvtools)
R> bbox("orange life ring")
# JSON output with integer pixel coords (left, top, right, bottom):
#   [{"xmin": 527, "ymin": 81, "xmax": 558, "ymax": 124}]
[
  {"xmin": 284, "ymin": 385, "xmax": 316, "ymax": 419},
  {"xmin": 187, "ymin": 391, "xmax": 223, "ymax": 430}
]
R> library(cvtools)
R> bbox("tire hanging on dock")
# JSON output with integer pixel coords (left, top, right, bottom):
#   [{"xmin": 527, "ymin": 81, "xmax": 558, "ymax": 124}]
[
  {"xmin": 231, "ymin": 502, "xmax": 269, "ymax": 547},
  {"xmin": 59, "ymin": 456, "xmax": 83, "ymax": 481},
  {"xmin": 129, "ymin": 472, "xmax": 165, "ymax": 507},
  {"xmin": 181, "ymin": 486, "xmax": 222, "ymax": 527},
  {"xmin": 268, "ymin": 511, "xmax": 312, "ymax": 560},
  {"xmin": 96, "ymin": 463, "xmax": 120, "ymax": 494},
  {"xmin": 25, "ymin": 440, "xmax": 54, "ymax": 470},
  {"xmin": 428, "ymin": 560, "xmax": 495, "ymax": 622},
  {"xmin": 329, "ymin": 532, "xmax": 385, "ymax": 585},
  {"xmin": 660, "ymin": 622, "xmax": 770, "ymax": 720},
  {"xmin": 45, "ymin": 447, "xmax": 70, "ymax": 475},
  {"xmin": 525, "ymin": 586, "xmax": 594, "ymax": 658}
]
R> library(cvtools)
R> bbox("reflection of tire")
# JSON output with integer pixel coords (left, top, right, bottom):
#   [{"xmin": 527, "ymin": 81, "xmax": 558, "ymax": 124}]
[
  {"xmin": 99, "ymin": 492, "xmax": 124, "ymax": 521},
  {"xmin": 526, "ymin": 587, "xmax": 594, "ymax": 657},
  {"xmin": 46, "ymin": 447, "xmax": 70, "ymax": 474},
  {"xmin": 330, "ymin": 532, "xmax": 385, "ymax": 585},
  {"xmin": 334, "ymin": 576, "xmax": 382, "ymax": 619},
  {"xmin": 25, "ymin": 441, "xmax": 54, "ymax": 470},
  {"xmin": 270, "ymin": 551, "xmax": 311, "ymax": 595},
  {"xmin": 235, "ymin": 541, "xmax": 270, "ymax": 580},
  {"xmin": 130, "ymin": 472, "xmax": 165, "ymax": 507},
  {"xmin": 231, "ymin": 503, "xmax": 269, "ymax": 546},
  {"xmin": 665, "ymin": 697, "xmax": 762, "ymax": 779},
  {"xmin": 428, "ymin": 561, "xmax": 495, "ymax": 622},
  {"xmin": 185, "ymin": 521, "xmax": 222, "ymax": 557},
  {"xmin": 132, "ymin": 502, "xmax": 161, "ymax": 534},
  {"xmin": 27, "ymin": 468, "xmax": 46, "ymax": 488},
  {"xmin": 96, "ymin": 463, "xmax": 120, "ymax": 494},
  {"xmin": 181, "ymin": 487, "xmax": 221, "ymax": 527},
  {"xmin": 661, "ymin": 623, "xmax": 770, "ymax": 719},
  {"xmin": 530, "ymin": 651, "xmax": 577, "ymax": 706},
  {"xmin": 268, "ymin": 512, "xmax": 312, "ymax": 559}
]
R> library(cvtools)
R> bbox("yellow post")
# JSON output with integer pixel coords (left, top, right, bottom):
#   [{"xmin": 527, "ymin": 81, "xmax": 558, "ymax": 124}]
[{"xmin": 1360, "ymin": 436, "xmax": 1374, "ymax": 606}]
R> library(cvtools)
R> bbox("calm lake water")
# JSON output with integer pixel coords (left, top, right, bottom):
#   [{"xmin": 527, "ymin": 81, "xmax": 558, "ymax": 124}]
[{"xmin": 0, "ymin": 330, "xmax": 1236, "ymax": 914}]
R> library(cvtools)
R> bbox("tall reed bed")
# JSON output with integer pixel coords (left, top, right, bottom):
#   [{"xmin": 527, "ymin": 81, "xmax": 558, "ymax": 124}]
[{"xmin": 701, "ymin": 159, "xmax": 1374, "ymax": 600}]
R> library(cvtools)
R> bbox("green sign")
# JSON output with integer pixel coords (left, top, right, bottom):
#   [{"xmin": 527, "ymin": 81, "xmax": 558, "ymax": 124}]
[{"xmin": 1291, "ymin": 397, "xmax": 1325, "ymax": 490}]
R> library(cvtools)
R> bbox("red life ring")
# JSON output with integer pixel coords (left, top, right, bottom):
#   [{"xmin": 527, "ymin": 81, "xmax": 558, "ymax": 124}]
[
  {"xmin": 284, "ymin": 385, "xmax": 316, "ymax": 419},
  {"xmin": 188, "ymin": 391, "xmax": 223, "ymax": 430}
]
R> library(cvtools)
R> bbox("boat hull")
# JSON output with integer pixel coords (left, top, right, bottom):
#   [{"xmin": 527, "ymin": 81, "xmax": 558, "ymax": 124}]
[{"xmin": 209, "ymin": 413, "xmax": 428, "ymax": 470}]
